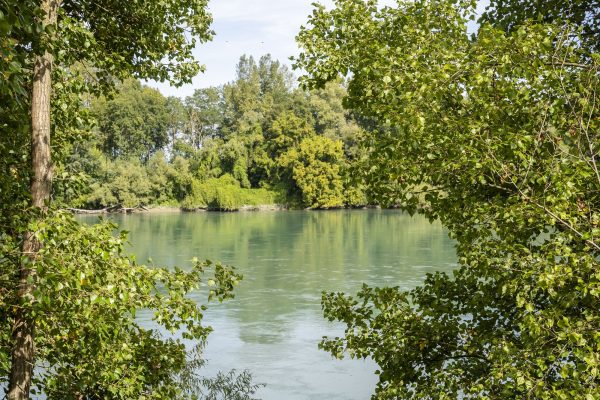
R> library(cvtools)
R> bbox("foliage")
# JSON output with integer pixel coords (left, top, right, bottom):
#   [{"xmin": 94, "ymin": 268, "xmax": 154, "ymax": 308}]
[
  {"xmin": 177, "ymin": 343, "xmax": 264, "ymax": 400},
  {"xmin": 62, "ymin": 148, "xmax": 195, "ymax": 208},
  {"xmin": 296, "ymin": 0, "xmax": 600, "ymax": 398},
  {"xmin": 66, "ymin": 52, "xmax": 367, "ymax": 209},
  {"xmin": 482, "ymin": 0, "xmax": 600, "ymax": 52},
  {"xmin": 184, "ymin": 87, "xmax": 224, "ymax": 148},
  {"xmin": 56, "ymin": 0, "xmax": 213, "ymax": 89},
  {"xmin": 182, "ymin": 175, "xmax": 279, "ymax": 211},
  {"xmin": 221, "ymin": 54, "xmax": 294, "ymax": 138},
  {"xmin": 0, "ymin": 0, "xmax": 263, "ymax": 398},
  {"xmin": 280, "ymin": 136, "xmax": 345, "ymax": 209},
  {"xmin": 93, "ymin": 80, "xmax": 172, "ymax": 162},
  {"xmin": 87, "ymin": 156, "xmax": 153, "ymax": 208},
  {"xmin": 199, "ymin": 370, "xmax": 263, "ymax": 400},
  {"xmin": 220, "ymin": 138, "xmax": 251, "ymax": 188},
  {"xmin": 0, "ymin": 212, "xmax": 241, "ymax": 398}
]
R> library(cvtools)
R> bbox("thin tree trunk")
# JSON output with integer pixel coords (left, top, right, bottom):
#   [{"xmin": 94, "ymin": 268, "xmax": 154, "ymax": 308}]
[
  {"xmin": 7, "ymin": 1, "xmax": 59, "ymax": 399},
  {"xmin": 191, "ymin": 108, "xmax": 197, "ymax": 148}
]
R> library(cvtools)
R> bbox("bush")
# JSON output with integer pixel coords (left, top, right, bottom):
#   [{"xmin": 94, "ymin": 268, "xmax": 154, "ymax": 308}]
[
  {"xmin": 183, "ymin": 175, "xmax": 280, "ymax": 211},
  {"xmin": 239, "ymin": 188, "xmax": 279, "ymax": 206},
  {"xmin": 279, "ymin": 136, "xmax": 345, "ymax": 209},
  {"xmin": 210, "ymin": 186, "xmax": 239, "ymax": 211},
  {"xmin": 85, "ymin": 157, "xmax": 153, "ymax": 208}
]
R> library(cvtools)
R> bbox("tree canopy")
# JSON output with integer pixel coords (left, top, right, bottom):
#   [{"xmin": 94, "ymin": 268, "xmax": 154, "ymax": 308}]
[
  {"xmin": 60, "ymin": 54, "xmax": 368, "ymax": 211},
  {"xmin": 482, "ymin": 0, "xmax": 600, "ymax": 51},
  {"xmin": 296, "ymin": 0, "xmax": 600, "ymax": 398},
  {"xmin": 0, "ymin": 0, "xmax": 258, "ymax": 399}
]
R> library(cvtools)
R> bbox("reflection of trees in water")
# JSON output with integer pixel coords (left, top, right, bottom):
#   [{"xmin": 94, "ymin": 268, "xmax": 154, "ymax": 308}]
[{"xmin": 79, "ymin": 210, "xmax": 456, "ymax": 343}]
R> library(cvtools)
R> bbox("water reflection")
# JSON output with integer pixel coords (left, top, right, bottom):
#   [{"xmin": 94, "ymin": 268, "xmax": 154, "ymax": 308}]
[{"xmin": 79, "ymin": 210, "xmax": 456, "ymax": 400}]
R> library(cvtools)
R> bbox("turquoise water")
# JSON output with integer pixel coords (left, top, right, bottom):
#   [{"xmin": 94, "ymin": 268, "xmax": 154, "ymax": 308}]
[{"xmin": 79, "ymin": 210, "xmax": 457, "ymax": 399}]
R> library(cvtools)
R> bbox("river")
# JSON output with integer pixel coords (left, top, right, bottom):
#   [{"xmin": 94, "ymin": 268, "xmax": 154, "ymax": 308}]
[{"xmin": 78, "ymin": 209, "xmax": 457, "ymax": 399}]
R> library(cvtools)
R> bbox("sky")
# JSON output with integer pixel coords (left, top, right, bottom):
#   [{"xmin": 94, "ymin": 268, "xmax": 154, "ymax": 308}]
[{"xmin": 148, "ymin": 0, "xmax": 488, "ymax": 98}]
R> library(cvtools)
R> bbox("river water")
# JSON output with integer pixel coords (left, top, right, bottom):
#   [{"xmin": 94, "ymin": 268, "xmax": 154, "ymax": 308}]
[{"xmin": 79, "ymin": 209, "xmax": 457, "ymax": 399}]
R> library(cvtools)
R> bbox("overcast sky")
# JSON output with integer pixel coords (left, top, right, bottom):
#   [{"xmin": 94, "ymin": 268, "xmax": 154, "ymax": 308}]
[{"xmin": 148, "ymin": 0, "xmax": 488, "ymax": 98}]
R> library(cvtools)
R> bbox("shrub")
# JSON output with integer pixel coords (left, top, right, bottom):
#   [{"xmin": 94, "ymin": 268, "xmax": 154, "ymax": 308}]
[{"xmin": 183, "ymin": 175, "xmax": 280, "ymax": 211}]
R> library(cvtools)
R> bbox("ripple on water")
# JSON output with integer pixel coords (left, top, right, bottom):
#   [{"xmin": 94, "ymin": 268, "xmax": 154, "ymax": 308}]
[{"xmin": 79, "ymin": 210, "xmax": 456, "ymax": 400}]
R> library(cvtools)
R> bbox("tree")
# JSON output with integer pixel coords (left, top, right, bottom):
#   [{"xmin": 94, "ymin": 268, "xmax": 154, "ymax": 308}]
[
  {"xmin": 8, "ymin": 2, "xmax": 60, "ymax": 396},
  {"xmin": 222, "ymin": 54, "xmax": 294, "ymax": 138},
  {"xmin": 184, "ymin": 87, "xmax": 224, "ymax": 149},
  {"xmin": 296, "ymin": 0, "xmax": 600, "ymax": 398},
  {"xmin": 220, "ymin": 138, "xmax": 251, "ymax": 188},
  {"xmin": 0, "ymin": 0, "xmax": 216, "ymax": 398},
  {"xmin": 279, "ymin": 135, "xmax": 345, "ymax": 209},
  {"xmin": 307, "ymin": 81, "xmax": 361, "ymax": 148},
  {"xmin": 258, "ymin": 111, "xmax": 314, "ymax": 201},
  {"xmin": 10, "ymin": 216, "xmax": 241, "ymax": 399},
  {"xmin": 165, "ymin": 96, "xmax": 187, "ymax": 152},
  {"xmin": 66, "ymin": 52, "xmax": 371, "ymax": 210},
  {"xmin": 94, "ymin": 80, "xmax": 172, "ymax": 162},
  {"xmin": 256, "ymin": 54, "xmax": 295, "ymax": 121},
  {"xmin": 222, "ymin": 55, "xmax": 263, "ymax": 138},
  {"xmin": 482, "ymin": 0, "xmax": 600, "ymax": 51}
]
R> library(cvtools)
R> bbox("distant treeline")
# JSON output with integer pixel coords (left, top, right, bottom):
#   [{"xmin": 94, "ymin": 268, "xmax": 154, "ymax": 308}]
[{"xmin": 57, "ymin": 54, "xmax": 373, "ymax": 210}]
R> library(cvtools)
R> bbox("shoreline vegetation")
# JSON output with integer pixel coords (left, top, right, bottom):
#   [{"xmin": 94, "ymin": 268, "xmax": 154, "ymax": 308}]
[
  {"xmin": 2, "ymin": 1, "xmax": 260, "ymax": 398},
  {"xmin": 66, "ymin": 203, "xmax": 383, "ymax": 214},
  {"xmin": 55, "ymin": 56, "xmax": 372, "ymax": 214}
]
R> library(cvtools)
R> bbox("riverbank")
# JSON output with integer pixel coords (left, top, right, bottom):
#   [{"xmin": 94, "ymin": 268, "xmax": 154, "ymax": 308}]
[
  {"xmin": 67, "ymin": 203, "xmax": 380, "ymax": 214},
  {"xmin": 67, "ymin": 204, "xmax": 290, "ymax": 214},
  {"xmin": 182, "ymin": 204, "xmax": 288, "ymax": 212}
]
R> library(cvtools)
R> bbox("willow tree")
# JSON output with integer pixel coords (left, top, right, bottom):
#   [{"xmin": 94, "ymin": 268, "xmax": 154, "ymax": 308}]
[
  {"xmin": 296, "ymin": 0, "xmax": 599, "ymax": 398},
  {"xmin": 0, "ymin": 1, "xmax": 232, "ymax": 399}
]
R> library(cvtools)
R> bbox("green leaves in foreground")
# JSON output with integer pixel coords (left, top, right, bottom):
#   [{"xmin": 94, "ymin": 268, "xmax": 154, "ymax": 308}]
[
  {"xmin": 296, "ymin": 0, "xmax": 600, "ymax": 398},
  {"xmin": 0, "ymin": 211, "xmax": 241, "ymax": 399}
]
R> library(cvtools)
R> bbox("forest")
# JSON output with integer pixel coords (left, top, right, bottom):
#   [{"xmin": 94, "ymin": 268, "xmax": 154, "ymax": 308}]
[{"xmin": 58, "ymin": 55, "xmax": 368, "ymax": 211}]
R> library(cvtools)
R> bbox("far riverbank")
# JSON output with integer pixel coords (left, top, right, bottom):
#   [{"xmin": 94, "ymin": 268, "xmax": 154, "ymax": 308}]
[{"xmin": 66, "ymin": 204, "xmax": 382, "ymax": 215}]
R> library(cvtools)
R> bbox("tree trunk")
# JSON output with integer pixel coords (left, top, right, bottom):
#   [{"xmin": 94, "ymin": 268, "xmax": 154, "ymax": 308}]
[
  {"xmin": 7, "ymin": 1, "xmax": 59, "ymax": 399},
  {"xmin": 190, "ymin": 108, "xmax": 197, "ymax": 148}
]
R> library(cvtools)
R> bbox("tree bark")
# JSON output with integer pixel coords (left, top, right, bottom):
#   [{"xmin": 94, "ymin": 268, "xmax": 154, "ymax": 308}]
[{"xmin": 7, "ymin": 1, "xmax": 60, "ymax": 399}]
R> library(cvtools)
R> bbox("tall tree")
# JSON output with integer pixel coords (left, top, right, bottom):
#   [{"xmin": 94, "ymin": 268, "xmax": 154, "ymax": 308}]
[
  {"xmin": 222, "ymin": 55, "xmax": 263, "ymax": 138},
  {"xmin": 165, "ymin": 96, "xmax": 187, "ymax": 152},
  {"xmin": 184, "ymin": 87, "xmax": 224, "ymax": 148},
  {"xmin": 257, "ymin": 54, "xmax": 294, "ymax": 118},
  {"xmin": 222, "ymin": 54, "xmax": 294, "ymax": 137},
  {"xmin": 94, "ymin": 80, "xmax": 171, "ymax": 162},
  {"xmin": 8, "ymin": 2, "xmax": 59, "ymax": 397},
  {"xmin": 296, "ymin": 0, "xmax": 600, "ymax": 398},
  {"xmin": 1, "ymin": 0, "xmax": 213, "ymax": 398}
]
